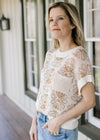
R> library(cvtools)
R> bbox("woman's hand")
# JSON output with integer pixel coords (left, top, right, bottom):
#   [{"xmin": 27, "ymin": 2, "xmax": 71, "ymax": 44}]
[
  {"xmin": 29, "ymin": 113, "xmax": 38, "ymax": 140},
  {"xmin": 29, "ymin": 119, "xmax": 37, "ymax": 140},
  {"xmin": 42, "ymin": 117, "xmax": 61, "ymax": 135}
]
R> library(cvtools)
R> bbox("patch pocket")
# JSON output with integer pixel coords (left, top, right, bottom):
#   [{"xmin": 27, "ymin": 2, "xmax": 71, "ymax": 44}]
[{"xmin": 52, "ymin": 72, "xmax": 73, "ymax": 94}]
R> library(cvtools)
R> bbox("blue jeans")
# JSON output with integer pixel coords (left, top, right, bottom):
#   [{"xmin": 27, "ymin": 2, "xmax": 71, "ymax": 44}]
[{"xmin": 37, "ymin": 111, "xmax": 78, "ymax": 140}]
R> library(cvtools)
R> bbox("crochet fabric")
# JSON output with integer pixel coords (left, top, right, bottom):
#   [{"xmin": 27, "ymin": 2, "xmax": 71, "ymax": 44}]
[{"xmin": 36, "ymin": 46, "xmax": 94, "ymax": 129}]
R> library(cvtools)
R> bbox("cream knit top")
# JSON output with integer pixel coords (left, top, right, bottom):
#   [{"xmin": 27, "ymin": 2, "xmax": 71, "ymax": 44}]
[{"xmin": 36, "ymin": 46, "xmax": 94, "ymax": 129}]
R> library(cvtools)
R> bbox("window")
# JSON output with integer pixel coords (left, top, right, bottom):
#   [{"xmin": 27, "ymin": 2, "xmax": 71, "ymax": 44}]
[
  {"xmin": 93, "ymin": 43, "xmax": 100, "ymax": 119},
  {"xmin": 84, "ymin": 0, "xmax": 100, "ymax": 41},
  {"xmin": 23, "ymin": 0, "xmax": 39, "ymax": 97},
  {"xmin": 84, "ymin": 0, "xmax": 100, "ymax": 129}
]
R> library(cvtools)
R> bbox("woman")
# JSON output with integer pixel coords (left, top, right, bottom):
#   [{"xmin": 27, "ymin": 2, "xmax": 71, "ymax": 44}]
[{"xmin": 29, "ymin": 2, "xmax": 96, "ymax": 140}]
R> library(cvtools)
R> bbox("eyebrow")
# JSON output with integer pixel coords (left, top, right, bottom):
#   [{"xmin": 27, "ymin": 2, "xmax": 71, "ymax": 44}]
[{"xmin": 49, "ymin": 15, "xmax": 66, "ymax": 19}]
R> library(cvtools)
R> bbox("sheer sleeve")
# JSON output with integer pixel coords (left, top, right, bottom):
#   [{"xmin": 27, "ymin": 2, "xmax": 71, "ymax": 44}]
[{"xmin": 73, "ymin": 48, "xmax": 94, "ymax": 96}]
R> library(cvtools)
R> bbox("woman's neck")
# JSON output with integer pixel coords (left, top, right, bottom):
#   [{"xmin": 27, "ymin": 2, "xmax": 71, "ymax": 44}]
[{"xmin": 58, "ymin": 37, "xmax": 77, "ymax": 52}]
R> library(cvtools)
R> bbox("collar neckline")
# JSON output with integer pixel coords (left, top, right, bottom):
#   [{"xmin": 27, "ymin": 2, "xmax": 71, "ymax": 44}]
[{"xmin": 56, "ymin": 46, "xmax": 82, "ymax": 57}]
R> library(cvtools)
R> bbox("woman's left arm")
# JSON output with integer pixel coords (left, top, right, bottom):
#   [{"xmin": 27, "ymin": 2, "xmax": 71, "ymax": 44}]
[
  {"xmin": 57, "ymin": 48, "xmax": 96, "ymax": 126},
  {"xmin": 56, "ymin": 82, "xmax": 96, "ymax": 126},
  {"xmin": 42, "ymin": 82, "xmax": 96, "ymax": 134}
]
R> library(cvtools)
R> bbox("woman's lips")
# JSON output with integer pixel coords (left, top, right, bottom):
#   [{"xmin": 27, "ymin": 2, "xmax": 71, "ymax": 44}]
[{"xmin": 52, "ymin": 29, "xmax": 60, "ymax": 31}]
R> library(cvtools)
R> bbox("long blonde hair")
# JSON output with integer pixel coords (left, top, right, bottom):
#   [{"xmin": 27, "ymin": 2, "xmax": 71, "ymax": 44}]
[{"xmin": 46, "ymin": 2, "xmax": 85, "ymax": 48}]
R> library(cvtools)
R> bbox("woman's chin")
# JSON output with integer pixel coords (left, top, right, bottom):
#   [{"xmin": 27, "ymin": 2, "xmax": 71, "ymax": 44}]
[{"xmin": 51, "ymin": 35, "xmax": 60, "ymax": 40}]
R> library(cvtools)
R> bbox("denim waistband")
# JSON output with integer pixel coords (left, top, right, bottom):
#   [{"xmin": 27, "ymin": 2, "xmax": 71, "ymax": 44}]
[{"xmin": 37, "ymin": 111, "xmax": 49, "ymax": 123}]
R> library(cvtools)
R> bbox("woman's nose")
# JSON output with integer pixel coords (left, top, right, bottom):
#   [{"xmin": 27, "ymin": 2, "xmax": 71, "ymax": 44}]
[{"xmin": 52, "ymin": 19, "xmax": 57, "ymax": 26}]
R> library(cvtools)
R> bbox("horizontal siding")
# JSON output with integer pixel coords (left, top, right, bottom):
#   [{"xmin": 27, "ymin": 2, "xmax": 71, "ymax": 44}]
[
  {"xmin": 0, "ymin": 31, "xmax": 3, "ymax": 95},
  {"xmin": 0, "ymin": 0, "xmax": 36, "ymax": 117},
  {"xmin": 0, "ymin": 0, "xmax": 2, "ymax": 95}
]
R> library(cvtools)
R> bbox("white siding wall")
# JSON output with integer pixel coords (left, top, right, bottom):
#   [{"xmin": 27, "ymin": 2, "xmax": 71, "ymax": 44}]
[
  {"xmin": 0, "ymin": 0, "xmax": 3, "ymax": 95},
  {"xmin": 0, "ymin": 32, "xmax": 3, "ymax": 95},
  {"xmin": 0, "ymin": 0, "xmax": 36, "ymax": 117},
  {"xmin": 0, "ymin": 0, "xmax": 92, "ymax": 139}
]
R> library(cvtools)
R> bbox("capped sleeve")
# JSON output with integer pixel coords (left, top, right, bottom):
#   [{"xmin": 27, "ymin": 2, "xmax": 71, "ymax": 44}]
[{"xmin": 73, "ymin": 48, "xmax": 94, "ymax": 96}]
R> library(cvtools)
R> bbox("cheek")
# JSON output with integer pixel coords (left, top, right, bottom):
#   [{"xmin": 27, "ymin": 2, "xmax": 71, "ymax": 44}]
[
  {"xmin": 60, "ymin": 22, "xmax": 66, "ymax": 28},
  {"xmin": 49, "ymin": 24, "xmax": 53, "ymax": 31},
  {"xmin": 60, "ymin": 22, "xmax": 71, "ymax": 31}
]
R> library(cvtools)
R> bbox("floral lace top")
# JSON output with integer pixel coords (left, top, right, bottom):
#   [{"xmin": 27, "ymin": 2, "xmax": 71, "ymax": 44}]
[{"xmin": 36, "ymin": 46, "xmax": 94, "ymax": 129}]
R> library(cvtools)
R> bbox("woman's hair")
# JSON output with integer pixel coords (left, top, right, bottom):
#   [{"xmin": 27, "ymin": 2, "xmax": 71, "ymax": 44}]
[{"xmin": 46, "ymin": 2, "xmax": 85, "ymax": 48}]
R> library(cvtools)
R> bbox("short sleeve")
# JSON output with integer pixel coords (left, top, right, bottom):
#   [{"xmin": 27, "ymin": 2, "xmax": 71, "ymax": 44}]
[{"xmin": 73, "ymin": 48, "xmax": 94, "ymax": 96}]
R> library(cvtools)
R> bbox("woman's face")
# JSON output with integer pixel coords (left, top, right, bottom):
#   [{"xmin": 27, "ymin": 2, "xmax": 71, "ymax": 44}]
[{"xmin": 49, "ymin": 7, "xmax": 74, "ymax": 40}]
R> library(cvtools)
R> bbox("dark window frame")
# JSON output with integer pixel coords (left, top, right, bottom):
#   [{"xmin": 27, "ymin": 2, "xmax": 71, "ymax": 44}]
[
  {"xmin": 21, "ymin": 0, "xmax": 46, "ymax": 101},
  {"xmin": 21, "ymin": 0, "xmax": 38, "ymax": 101}
]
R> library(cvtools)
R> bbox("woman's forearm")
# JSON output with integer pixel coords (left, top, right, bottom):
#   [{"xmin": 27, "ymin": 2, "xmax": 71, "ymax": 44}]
[
  {"xmin": 56, "ymin": 83, "xmax": 96, "ymax": 126},
  {"xmin": 32, "ymin": 110, "xmax": 37, "ymax": 122},
  {"xmin": 57, "ymin": 98, "xmax": 95, "ymax": 126}
]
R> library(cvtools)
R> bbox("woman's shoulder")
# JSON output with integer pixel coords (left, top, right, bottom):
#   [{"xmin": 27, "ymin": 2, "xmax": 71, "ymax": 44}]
[
  {"xmin": 72, "ymin": 46, "xmax": 89, "ymax": 60},
  {"xmin": 73, "ymin": 46, "xmax": 87, "ymax": 54},
  {"xmin": 46, "ymin": 48, "xmax": 58, "ymax": 55},
  {"xmin": 48, "ymin": 48, "xmax": 58, "ymax": 53}
]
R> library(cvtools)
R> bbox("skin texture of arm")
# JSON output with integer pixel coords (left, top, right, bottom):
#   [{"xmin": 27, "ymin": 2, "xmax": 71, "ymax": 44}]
[
  {"xmin": 32, "ymin": 110, "xmax": 37, "ymax": 122},
  {"xmin": 29, "ymin": 110, "xmax": 37, "ymax": 140},
  {"xmin": 42, "ymin": 82, "xmax": 96, "ymax": 134}
]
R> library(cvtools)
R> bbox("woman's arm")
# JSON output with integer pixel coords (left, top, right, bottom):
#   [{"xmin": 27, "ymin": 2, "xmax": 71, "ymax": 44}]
[
  {"xmin": 29, "ymin": 110, "xmax": 37, "ymax": 140},
  {"xmin": 32, "ymin": 110, "xmax": 37, "ymax": 122},
  {"xmin": 56, "ymin": 82, "xmax": 96, "ymax": 126},
  {"xmin": 42, "ymin": 82, "xmax": 96, "ymax": 135}
]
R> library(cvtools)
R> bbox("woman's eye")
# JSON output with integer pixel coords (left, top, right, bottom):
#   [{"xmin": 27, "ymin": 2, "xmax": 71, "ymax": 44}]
[
  {"xmin": 58, "ymin": 17, "xmax": 64, "ymax": 20},
  {"xmin": 49, "ymin": 19, "xmax": 53, "ymax": 22}
]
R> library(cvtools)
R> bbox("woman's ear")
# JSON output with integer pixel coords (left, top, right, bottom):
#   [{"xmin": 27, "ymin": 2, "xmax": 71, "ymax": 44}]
[{"xmin": 71, "ymin": 25, "xmax": 75, "ymax": 30}]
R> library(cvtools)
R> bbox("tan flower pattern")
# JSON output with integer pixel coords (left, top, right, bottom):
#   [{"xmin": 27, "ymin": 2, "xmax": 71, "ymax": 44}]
[
  {"xmin": 36, "ymin": 47, "xmax": 94, "ymax": 119},
  {"xmin": 50, "ymin": 90, "xmax": 68, "ymax": 111},
  {"xmin": 73, "ymin": 48, "xmax": 93, "ymax": 81},
  {"xmin": 51, "ymin": 56, "xmax": 64, "ymax": 68},
  {"xmin": 76, "ymin": 63, "xmax": 93, "ymax": 80},
  {"xmin": 73, "ymin": 48, "xmax": 88, "ymax": 61},
  {"xmin": 58, "ymin": 58, "xmax": 74, "ymax": 77}
]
